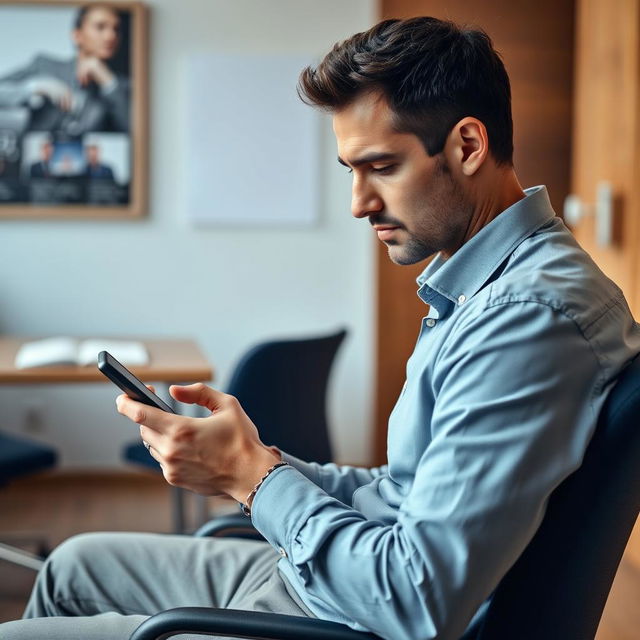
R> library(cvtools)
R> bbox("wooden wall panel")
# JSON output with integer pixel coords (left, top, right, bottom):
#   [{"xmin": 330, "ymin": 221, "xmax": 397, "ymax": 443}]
[{"xmin": 373, "ymin": 0, "xmax": 575, "ymax": 463}]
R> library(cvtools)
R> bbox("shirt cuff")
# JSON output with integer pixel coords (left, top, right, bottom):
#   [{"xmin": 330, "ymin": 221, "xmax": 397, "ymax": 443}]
[{"xmin": 251, "ymin": 463, "xmax": 327, "ymax": 553}]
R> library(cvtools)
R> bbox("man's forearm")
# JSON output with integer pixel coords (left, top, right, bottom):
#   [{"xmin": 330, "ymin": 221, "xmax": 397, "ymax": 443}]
[{"xmin": 281, "ymin": 452, "xmax": 387, "ymax": 506}]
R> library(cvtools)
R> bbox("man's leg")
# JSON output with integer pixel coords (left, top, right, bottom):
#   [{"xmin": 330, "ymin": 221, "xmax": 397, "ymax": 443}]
[{"xmin": 0, "ymin": 530, "xmax": 309, "ymax": 640}]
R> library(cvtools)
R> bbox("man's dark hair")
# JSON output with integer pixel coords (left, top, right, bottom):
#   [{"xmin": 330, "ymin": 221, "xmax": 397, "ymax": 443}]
[
  {"xmin": 74, "ymin": 4, "xmax": 119, "ymax": 30},
  {"xmin": 298, "ymin": 17, "xmax": 513, "ymax": 166}
]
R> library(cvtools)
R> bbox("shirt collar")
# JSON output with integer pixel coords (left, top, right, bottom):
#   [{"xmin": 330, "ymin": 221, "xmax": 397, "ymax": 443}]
[{"xmin": 416, "ymin": 186, "xmax": 556, "ymax": 315}]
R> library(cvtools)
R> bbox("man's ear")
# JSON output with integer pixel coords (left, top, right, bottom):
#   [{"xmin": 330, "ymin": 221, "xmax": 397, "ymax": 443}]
[{"xmin": 445, "ymin": 117, "xmax": 489, "ymax": 177}]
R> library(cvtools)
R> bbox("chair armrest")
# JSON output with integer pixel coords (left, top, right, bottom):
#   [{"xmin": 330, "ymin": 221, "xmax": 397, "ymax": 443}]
[
  {"xmin": 193, "ymin": 513, "xmax": 264, "ymax": 540},
  {"xmin": 129, "ymin": 607, "xmax": 381, "ymax": 640}
]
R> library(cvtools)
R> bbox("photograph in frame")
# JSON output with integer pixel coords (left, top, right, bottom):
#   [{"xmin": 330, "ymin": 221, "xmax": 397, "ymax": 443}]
[{"xmin": 0, "ymin": 0, "xmax": 147, "ymax": 218}]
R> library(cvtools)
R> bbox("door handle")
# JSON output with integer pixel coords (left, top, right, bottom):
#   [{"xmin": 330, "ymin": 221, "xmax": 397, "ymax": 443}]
[{"xmin": 563, "ymin": 181, "xmax": 613, "ymax": 248}]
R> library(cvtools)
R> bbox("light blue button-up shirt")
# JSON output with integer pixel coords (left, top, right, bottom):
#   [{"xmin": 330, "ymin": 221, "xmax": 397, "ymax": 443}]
[{"xmin": 252, "ymin": 186, "xmax": 640, "ymax": 639}]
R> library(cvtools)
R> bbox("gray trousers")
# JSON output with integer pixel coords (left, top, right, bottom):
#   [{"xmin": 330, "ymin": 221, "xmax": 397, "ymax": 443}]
[{"xmin": 0, "ymin": 531, "xmax": 313, "ymax": 640}]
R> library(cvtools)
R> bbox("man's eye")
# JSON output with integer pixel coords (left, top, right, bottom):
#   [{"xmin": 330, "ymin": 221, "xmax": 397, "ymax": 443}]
[{"xmin": 372, "ymin": 165, "xmax": 395, "ymax": 174}]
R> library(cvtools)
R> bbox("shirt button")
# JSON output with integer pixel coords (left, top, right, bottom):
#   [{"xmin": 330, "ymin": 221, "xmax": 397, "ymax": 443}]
[
  {"xmin": 426, "ymin": 318, "xmax": 436, "ymax": 328},
  {"xmin": 278, "ymin": 547, "xmax": 288, "ymax": 558},
  {"xmin": 458, "ymin": 294, "xmax": 466, "ymax": 305}
]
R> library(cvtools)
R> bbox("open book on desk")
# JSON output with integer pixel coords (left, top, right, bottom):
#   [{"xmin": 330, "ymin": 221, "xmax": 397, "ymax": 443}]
[{"xmin": 15, "ymin": 338, "xmax": 149, "ymax": 369}]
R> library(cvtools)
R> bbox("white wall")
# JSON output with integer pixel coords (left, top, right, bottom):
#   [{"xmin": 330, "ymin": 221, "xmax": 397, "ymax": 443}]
[{"xmin": 0, "ymin": 0, "xmax": 378, "ymax": 468}]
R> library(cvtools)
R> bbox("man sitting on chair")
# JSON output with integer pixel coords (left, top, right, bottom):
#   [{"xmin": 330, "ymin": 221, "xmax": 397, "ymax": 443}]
[{"xmin": 3, "ymin": 16, "xmax": 639, "ymax": 640}]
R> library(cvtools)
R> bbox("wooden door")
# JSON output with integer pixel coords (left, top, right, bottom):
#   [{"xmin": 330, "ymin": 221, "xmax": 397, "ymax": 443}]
[
  {"xmin": 571, "ymin": 0, "xmax": 640, "ymax": 317},
  {"xmin": 374, "ymin": 0, "xmax": 576, "ymax": 463},
  {"xmin": 571, "ymin": 0, "xmax": 640, "ymax": 570}
]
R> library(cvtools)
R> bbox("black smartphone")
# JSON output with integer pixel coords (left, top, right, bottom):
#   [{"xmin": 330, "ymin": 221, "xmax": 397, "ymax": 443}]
[{"xmin": 97, "ymin": 350, "xmax": 175, "ymax": 413}]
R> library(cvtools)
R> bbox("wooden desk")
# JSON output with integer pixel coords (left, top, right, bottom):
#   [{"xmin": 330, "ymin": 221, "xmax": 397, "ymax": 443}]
[
  {"xmin": 0, "ymin": 337, "xmax": 214, "ymax": 533},
  {"xmin": 0, "ymin": 338, "xmax": 213, "ymax": 384}
]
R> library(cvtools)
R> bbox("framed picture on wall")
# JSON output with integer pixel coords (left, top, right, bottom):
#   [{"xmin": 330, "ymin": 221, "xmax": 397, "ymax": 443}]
[{"xmin": 0, "ymin": 0, "xmax": 148, "ymax": 219}]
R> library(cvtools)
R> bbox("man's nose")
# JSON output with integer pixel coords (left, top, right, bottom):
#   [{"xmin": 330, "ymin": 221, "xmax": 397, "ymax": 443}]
[{"xmin": 351, "ymin": 177, "xmax": 383, "ymax": 219}]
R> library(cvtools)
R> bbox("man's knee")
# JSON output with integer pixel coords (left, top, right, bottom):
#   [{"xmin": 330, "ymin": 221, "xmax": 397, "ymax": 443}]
[
  {"xmin": 45, "ymin": 531, "xmax": 127, "ymax": 582},
  {"xmin": 49, "ymin": 532, "xmax": 110, "ymax": 565}
]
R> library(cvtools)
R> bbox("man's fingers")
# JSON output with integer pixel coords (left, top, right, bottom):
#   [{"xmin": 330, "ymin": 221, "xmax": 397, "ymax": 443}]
[
  {"xmin": 140, "ymin": 425, "xmax": 164, "ymax": 460},
  {"xmin": 169, "ymin": 383, "xmax": 228, "ymax": 411},
  {"xmin": 116, "ymin": 394, "xmax": 176, "ymax": 432}
]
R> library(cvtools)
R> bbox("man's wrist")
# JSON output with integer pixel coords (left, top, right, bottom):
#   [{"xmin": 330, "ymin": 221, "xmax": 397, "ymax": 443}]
[
  {"xmin": 228, "ymin": 445, "xmax": 281, "ymax": 504},
  {"xmin": 267, "ymin": 445, "xmax": 283, "ymax": 460}
]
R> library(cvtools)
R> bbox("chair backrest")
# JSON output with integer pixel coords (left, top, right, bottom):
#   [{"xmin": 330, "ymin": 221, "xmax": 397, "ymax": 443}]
[
  {"xmin": 474, "ymin": 355, "xmax": 640, "ymax": 639},
  {"xmin": 226, "ymin": 329, "xmax": 347, "ymax": 464}
]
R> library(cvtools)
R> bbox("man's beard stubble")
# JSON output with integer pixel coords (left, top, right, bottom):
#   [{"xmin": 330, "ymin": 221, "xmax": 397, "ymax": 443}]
[{"xmin": 385, "ymin": 156, "xmax": 472, "ymax": 266}]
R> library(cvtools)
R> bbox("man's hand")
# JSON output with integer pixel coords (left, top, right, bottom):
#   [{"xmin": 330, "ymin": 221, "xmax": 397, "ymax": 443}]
[
  {"xmin": 116, "ymin": 383, "xmax": 281, "ymax": 503},
  {"xmin": 76, "ymin": 57, "xmax": 115, "ymax": 88},
  {"xmin": 26, "ymin": 76, "xmax": 73, "ymax": 111}
]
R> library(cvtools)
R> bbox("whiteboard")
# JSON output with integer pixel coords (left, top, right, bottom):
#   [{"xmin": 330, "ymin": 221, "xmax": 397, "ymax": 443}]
[{"xmin": 185, "ymin": 53, "xmax": 320, "ymax": 227}]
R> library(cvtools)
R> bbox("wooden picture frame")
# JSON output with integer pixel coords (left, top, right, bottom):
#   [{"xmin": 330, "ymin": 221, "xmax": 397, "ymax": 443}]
[{"xmin": 0, "ymin": 0, "xmax": 147, "ymax": 219}]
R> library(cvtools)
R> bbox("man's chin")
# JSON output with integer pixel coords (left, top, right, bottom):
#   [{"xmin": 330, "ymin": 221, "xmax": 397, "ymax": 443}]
[{"xmin": 386, "ymin": 244, "xmax": 434, "ymax": 266}]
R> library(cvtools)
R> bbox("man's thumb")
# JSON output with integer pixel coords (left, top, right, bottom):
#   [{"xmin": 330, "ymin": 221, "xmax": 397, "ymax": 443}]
[{"xmin": 169, "ymin": 383, "xmax": 226, "ymax": 411}]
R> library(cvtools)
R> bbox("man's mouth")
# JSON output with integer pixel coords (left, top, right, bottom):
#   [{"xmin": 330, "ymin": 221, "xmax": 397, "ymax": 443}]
[{"xmin": 373, "ymin": 225, "xmax": 401, "ymax": 241}]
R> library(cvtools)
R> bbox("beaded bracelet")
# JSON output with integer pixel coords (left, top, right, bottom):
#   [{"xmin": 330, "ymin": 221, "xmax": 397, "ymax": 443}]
[{"xmin": 241, "ymin": 461, "xmax": 289, "ymax": 516}]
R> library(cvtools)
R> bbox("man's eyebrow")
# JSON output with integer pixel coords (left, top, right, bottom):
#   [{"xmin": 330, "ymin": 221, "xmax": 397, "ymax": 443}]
[{"xmin": 337, "ymin": 152, "xmax": 398, "ymax": 168}]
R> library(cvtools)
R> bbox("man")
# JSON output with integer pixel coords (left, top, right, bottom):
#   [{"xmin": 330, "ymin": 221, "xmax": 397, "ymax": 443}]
[
  {"xmin": 29, "ymin": 140, "xmax": 54, "ymax": 178},
  {"xmin": 3, "ymin": 17, "xmax": 639, "ymax": 640},
  {"xmin": 0, "ymin": 3, "xmax": 129, "ymax": 135},
  {"xmin": 84, "ymin": 143, "xmax": 114, "ymax": 179}
]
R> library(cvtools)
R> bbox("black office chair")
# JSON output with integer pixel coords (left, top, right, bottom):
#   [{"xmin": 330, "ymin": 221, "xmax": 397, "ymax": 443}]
[
  {"xmin": 122, "ymin": 329, "xmax": 348, "ymax": 531},
  {"xmin": 130, "ymin": 354, "xmax": 640, "ymax": 640},
  {"xmin": 0, "ymin": 431, "xmax": 57, "ymax": 571}
]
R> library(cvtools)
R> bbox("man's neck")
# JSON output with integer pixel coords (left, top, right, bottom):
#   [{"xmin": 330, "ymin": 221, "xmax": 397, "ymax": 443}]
[{"xmin": 465, "ymin": 168, "xmax": 526, "ymax": 243}]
